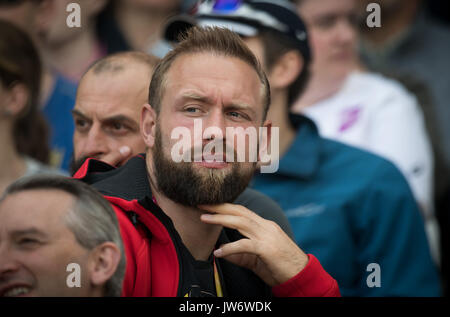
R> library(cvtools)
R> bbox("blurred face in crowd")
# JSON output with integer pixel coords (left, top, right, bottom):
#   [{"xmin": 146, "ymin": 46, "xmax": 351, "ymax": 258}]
[
  {"xmin": 296, "ymin": 0, "xmax": 358, "ymax": 82},
  {"xmin": 72, "ymin": 63, "xmax": 151, "ymax": 168},
  {"xmin": 142, "ymin": 52, "xmax": 269, "ymax": 206},
  {"xmin": 0, "ymin": 190, "xmax": 100, "ymax": 296},
  {"xmin": 38, "ymin": 0, "xmax": 107, "ymax": 48}
]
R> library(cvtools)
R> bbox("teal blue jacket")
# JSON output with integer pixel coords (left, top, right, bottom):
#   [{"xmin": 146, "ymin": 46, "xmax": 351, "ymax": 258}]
[{"xmin": 252, "ymin": 114, "xmax": 441, "ymax": 296}]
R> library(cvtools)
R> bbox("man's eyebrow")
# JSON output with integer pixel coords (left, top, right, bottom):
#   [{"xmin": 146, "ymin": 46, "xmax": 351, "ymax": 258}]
[
  {"xmin": 180, "ymin": 92, "xmax": 257, "ymax": 115},
  {"xmin": 180, "ymin": 92, "xmax": 213, "ymax": 104},
  {"xmin": 71, "ymin": 109, "xmax": 91, "ymax": 122},
  {"xmin": 225, "ymin": 102, "xmax": 253, "ymax": 111},
  {"xmin": 314, "ymin": 12, "xmax": 338, "ymax": 23},
  {"xmin": 102, "ymin": 115, "xmax": 139, "ymax": 129},
  {"xmin": 11, "ymin": 228, "xmax": 48, "ymax": 239},
  {"xmin": 71, "ymin": 110, "xmax": 138, "ymax": 130},
  {"xmin": 230, "ymin": 99, "xmax": 260, "ymax": 114}
]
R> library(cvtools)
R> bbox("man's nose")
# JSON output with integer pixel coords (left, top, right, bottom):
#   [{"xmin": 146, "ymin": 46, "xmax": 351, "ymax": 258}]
[
  {"xmin": 334, "ymin": 17, "xmax": 357, "ymax": 45},
  {"xmin": 0, "ymin": 246, "xmax": 19, "ymax": 279},
  {"xmin": 203, "ymin": 108, "xmax": 227, "ymax": 141},
  {"xmin": 77, "ymin": 125, "xmax": 109, "ymax": 159}
]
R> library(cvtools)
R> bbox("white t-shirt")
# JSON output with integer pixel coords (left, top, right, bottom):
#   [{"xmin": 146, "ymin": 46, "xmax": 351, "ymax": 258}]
[{"xmin": 300, "ymin": 71, "xmax": 439, "ymax": 262}]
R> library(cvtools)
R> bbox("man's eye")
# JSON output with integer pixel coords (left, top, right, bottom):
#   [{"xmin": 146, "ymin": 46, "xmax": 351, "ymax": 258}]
[
  {"xmin": 18, "ymin": 238, "xmax": 40, "ymax": 248},
  {"xmin": 183, "ymin": 106, "xmax": 204, "ymax": 117},
  {"xmin": 74, "ymin": 119, "xmax": 90, "ymax": 132},
  {"xmin": 106, "ymin": 122, "xmax": 129, "ymax": 135},
  {"xmin": 112, "ymin": 122, "xmax": 125, "ymax": 130},
  {"xmin": 75, "ymin": 119, "xmax": 86, "ymax": 127},
  {"xmin": 227, "ymin": 111, "xmax": 249, "ymax": 121},
  {"xmin": 185, "ymin": 107, "xmax": 200, "ymax": 113},
  {"xmin": 315, "ymin": 16, "xmax": 336, "ymax": 29}
]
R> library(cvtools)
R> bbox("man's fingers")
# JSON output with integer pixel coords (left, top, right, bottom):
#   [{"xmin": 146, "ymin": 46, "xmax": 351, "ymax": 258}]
[
  {"xmin": 200, "ymin": 213, "xmax": 256, "ymax": 238},
  {"xmin": 199, "ymin": 203, "xmax": 241, "ymax": 215},
  {"xmin": 199, "ymin": 203, "xmax": 255, "ymax": 218},
  {"xmin": 214, "ymin": 239, "xmax": 256, "ymax": 259}
]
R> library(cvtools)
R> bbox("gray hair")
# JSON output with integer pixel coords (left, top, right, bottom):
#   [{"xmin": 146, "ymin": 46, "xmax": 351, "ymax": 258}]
[{"xmin": 1, "ymin": 175, "xmax": 126, "ymax": 297}]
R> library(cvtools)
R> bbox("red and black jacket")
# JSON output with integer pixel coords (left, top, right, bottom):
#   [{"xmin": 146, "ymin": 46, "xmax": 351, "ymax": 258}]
[{"xmin": 74, "ymin": 155, "xmax": 340, "ymax": 297}]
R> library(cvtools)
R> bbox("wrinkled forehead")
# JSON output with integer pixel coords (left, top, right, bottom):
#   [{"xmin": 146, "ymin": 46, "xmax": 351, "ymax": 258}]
[
  {"xmin": 80, "ymin": 61, "xmax": 152, "ymax": 92},
  {"xmin": 76, "ymin": 68, "xmax": 151, "ymax": 113},
  {"xmin": 0, "ymin": 189, "xmax": 75, "ymax": 231},
  {"xmin": 162, "ymin": 52, "xmax": 266, "ymax": 109}
]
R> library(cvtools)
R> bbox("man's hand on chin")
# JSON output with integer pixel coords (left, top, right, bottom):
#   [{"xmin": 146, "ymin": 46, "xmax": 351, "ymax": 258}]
[{"xmin": 199, "ymin": 203, "xmax": 309, "ymax": 287}]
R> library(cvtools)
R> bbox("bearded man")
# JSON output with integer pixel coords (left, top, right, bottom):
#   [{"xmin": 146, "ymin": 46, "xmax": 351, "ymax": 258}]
[{"xmin": 74, "ymin": 26, "xmax": 339, "ymax": 297}]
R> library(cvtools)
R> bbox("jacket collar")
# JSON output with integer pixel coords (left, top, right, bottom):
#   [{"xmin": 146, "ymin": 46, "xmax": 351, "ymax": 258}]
[
  {"xmin": 276, "ymin": 113, "xmax": 321, "ymax": 180},
  {"xmin": 74, "ymin": 154, "xmax": 252, "ymax": 240},
  {"xmin": 74, "ymin": 154, "xmax": 151, "ymax": 201}
]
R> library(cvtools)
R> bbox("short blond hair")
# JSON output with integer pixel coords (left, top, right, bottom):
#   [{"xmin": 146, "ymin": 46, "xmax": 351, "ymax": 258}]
[{"xmin": 149, "ymin": 26, "xmax": 271, "ymax": 119}]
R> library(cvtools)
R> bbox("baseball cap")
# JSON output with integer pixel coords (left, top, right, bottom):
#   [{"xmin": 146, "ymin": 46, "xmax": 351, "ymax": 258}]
[{"xmin": 163, "ymin": 0, "xmax": 311, "ymax": 64}]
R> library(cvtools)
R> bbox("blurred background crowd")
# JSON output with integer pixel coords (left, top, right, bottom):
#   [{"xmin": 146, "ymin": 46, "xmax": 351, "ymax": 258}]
[{"xmin": 0, "ymin": 0, "xmax": 449, "ymax": 296}]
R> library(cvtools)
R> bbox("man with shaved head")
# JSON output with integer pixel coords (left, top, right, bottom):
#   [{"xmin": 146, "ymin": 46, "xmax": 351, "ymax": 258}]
[{"xmin": 71, "ymin": 51, "xmax": 160, "ymax": 172}]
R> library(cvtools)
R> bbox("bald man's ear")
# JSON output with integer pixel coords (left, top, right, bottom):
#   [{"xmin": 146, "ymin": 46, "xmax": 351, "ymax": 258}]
[
  {"xmin": 88, "ymin": 242, "xmax": 121, "ymax": 293},
  {"xmin": 268, "ymin": 50, "xmax": 304, "ymax": 90},
  {"xmin": 141, "ymin": 104, "xmax": 157, "ymax": 148}
]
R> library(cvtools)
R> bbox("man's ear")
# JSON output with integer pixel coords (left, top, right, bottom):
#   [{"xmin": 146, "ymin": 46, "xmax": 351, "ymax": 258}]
[
  {"xmin": 141, "ymin": 103, "xmax": 157, "ymax": 148},
  {"xmin": 3, "ymin": 83, "xmax": 29, "ymax": 118},
  {"xmin": 268, "ymin": 50, "xmax": 304, "ymax": 90},
  {"xmin": 88, "ymin": 242, "xmax": 121, "ymax": 291}
]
